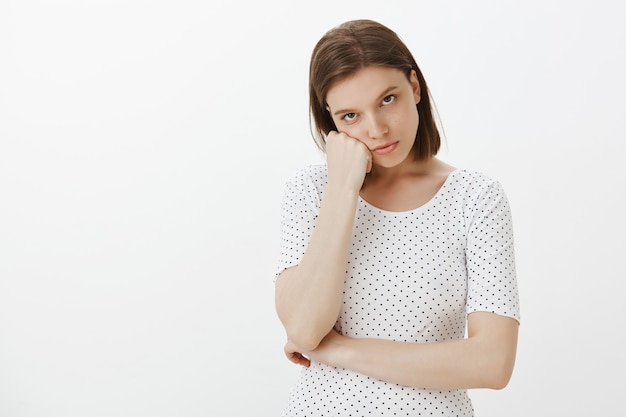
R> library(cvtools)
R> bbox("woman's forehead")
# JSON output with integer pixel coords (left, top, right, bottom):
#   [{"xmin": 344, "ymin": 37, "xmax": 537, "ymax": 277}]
[{"xmin": 326, "ymin": 67, "xmax": 407, "ymax": 108}]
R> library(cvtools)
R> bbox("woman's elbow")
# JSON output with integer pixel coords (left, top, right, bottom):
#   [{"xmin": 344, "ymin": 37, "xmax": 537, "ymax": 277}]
[
  {"xmin": 292, "ymin": 335, "xmax": 323, "ymax": 353},
  {"xmin": 276, "ymin": 312, "xmax": 325, "ymax": 352},
  {"xmin": 483, "ymin": 356, "xmax": 516, "ymax": 390},
  {"xmin": 487, "ymin": 370, "xmax": 513, "ymax": 390}
]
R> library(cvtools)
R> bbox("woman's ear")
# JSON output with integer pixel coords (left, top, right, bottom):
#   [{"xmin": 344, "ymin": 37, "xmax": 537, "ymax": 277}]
[{"xmin": 410, "ymin": 70, "xmax": 421, "ymax": 104}]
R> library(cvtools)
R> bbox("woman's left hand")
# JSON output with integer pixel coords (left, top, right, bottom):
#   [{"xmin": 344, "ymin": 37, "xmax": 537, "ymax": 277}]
[{"xmin": 284, "ymin": 339, "xmax": 311, "ymax": 367}]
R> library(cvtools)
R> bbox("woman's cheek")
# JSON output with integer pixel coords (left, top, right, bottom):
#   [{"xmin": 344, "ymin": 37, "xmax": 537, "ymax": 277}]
[{"xmin": 342, "ymin": 127, "xmax": 365, "ymax": 144}]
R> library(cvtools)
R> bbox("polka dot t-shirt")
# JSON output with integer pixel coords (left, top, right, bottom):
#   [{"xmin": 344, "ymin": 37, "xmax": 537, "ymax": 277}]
[{"xmin": 275, "ymin": 164, "xmax": 520, "ymax": 417}]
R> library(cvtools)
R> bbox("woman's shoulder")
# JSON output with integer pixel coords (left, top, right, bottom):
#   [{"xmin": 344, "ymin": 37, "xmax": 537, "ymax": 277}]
[
  {"xmin": 448, "ymin": 168, "xmax": 503, "ymax": 191},
  {"xmin": 285, "ymin": 163, "xmax": 328, "ymax": 187},
  {"xmin": 444, "ymin": 169, "xmax": 513, "ymax": 220},
  {"xmin": 445, "ymin": 168, "xmax": 511, "ymax": 205},
  {"xmin": 280, "ymin": 164, "xmax": 329, "ymax": 206}
]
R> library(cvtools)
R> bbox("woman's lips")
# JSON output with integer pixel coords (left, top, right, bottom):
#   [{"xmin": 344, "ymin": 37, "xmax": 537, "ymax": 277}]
[{"xmin": 372, "ymin": 141, "xmax": 399, "ymax": 155}]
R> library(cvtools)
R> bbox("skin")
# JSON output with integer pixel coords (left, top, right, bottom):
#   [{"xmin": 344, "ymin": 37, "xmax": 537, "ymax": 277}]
[{"xmin": 275, "ymin": 65, "xmax": 519, "ymax": 390}]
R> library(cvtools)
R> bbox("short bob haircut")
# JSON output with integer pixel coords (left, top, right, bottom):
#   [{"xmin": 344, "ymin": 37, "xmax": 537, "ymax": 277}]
[{"xmin": 309, "ymin": 19, "xmax": 441, "ymax": 161}]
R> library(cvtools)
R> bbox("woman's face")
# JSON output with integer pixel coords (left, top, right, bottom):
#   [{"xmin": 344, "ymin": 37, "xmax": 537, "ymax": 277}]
[{"xmin": 326, "ymin": 66, "xmax": 421, "ymax": 169}]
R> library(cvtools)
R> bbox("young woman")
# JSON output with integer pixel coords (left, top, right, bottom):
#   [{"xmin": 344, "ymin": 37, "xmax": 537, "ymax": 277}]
[{"xmin": 274, "ymin": 19, "xmax": 520, "ymax": 416}]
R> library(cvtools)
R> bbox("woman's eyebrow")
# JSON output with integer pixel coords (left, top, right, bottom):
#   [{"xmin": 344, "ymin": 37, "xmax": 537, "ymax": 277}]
[{"xmin": 332, "ymin": 86, "xmax": 399, "ymax": 116}]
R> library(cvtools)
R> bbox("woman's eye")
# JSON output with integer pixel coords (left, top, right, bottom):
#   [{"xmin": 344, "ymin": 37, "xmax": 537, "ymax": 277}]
[
  {"xmin": 382, "ymin": 95, "xmax": 396, "ymax": 105},
  {"xmin": 342, "ymin": 113, "xmax": 357, "ymax": 122}
]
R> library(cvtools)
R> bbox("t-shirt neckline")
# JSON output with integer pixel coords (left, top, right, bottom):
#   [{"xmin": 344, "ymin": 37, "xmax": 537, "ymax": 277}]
[{"xmin": 357, "ymin": 169, "xmax": 461, "ymax": 215}]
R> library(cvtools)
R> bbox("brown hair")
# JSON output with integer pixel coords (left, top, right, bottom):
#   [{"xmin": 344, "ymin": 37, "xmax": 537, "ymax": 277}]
[{"xmin": 309, "ymin": 19, "xmax": 441, "ymax": 160}]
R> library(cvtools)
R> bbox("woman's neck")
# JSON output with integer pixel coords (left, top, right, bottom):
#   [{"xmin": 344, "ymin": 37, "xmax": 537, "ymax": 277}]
[{"xmin": 366, "ymin": 157, "xmax": 455, "ymax": 184}]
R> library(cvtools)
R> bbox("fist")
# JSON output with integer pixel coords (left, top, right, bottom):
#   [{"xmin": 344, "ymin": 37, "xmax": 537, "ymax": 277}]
[{"xmin": 325, "ymin": 131, "xmax": 372, "ymax": 191}]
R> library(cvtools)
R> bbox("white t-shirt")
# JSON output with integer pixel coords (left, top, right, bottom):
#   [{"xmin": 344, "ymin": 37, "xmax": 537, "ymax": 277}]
[{"xmin": 275, "ymin": 164, "xmax": 520, "ymax": 417}]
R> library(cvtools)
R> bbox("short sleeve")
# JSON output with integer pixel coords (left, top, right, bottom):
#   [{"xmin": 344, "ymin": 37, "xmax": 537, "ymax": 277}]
[
  {"xmin": 465, "ymin": 180, "xmax": 520, "ymax": 322},
  {"xmin": 274, "ymin": 167, "xmax": 325, "ymax": 282}
]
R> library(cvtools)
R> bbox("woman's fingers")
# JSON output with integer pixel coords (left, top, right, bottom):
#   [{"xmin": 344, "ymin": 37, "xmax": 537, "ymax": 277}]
[
  {"xmin": 325, "ymin": 131, "xmax": 372, "ymax": 190},
  {"xmin": 284, "ymin": 340, "xmax": 311, "ymax": 367}
]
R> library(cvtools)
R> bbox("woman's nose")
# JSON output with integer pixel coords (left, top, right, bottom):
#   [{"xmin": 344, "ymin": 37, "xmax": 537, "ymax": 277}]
[{"xmin": 367, "ymin": 113, "xmax": 389, "ymax": 139}]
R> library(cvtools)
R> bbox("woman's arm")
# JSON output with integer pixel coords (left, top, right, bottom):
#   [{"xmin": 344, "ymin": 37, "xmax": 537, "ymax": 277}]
[
  {"xmin": 275, "ymin": 184, "xmax": 359, "ymax": 351},
  {"xmin": 275, "ymin": 132, "xmax": 371, "ymax": 351},
  {"xmin": 290, "ymin": 311, "xmax": 519, "ymax": 390}
]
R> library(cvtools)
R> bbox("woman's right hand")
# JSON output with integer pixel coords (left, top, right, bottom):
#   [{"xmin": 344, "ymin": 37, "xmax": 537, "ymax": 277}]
[{"xmin": 325, "ymin": 131, "xmax": 372, "ymax": 192}]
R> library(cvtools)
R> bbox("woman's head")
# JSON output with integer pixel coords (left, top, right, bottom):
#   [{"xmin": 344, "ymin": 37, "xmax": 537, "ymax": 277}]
[{"xmin": 309, "ymin": 19, "xmax": 440, "ymax": 161}]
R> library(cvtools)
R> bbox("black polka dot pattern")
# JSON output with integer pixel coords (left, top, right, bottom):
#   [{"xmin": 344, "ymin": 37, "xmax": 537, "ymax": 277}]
[{"xmin": 275, "ymin": 164, "xmax": 520, "ymax": 416}]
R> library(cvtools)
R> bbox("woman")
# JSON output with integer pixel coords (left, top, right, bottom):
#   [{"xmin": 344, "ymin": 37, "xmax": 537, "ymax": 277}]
[{"xmin": 274, "ymin": 19, "xmax": 520, "ymax": 416}]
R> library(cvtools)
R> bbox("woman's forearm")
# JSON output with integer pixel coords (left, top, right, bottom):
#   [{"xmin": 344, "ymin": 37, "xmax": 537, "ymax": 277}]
[
  {"xmin": 275, "ymin": 184, "xmax": 360, "ymax": 351},
  {"xmin": 307, "ymin": 313, "xmax": 519, "ymax": 390}
]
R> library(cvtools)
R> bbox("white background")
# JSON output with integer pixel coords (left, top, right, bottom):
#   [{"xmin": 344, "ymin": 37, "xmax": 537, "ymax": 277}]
[{"xmin": 1, "ymin": 0, "xmax": 624, "ymax": 416}]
